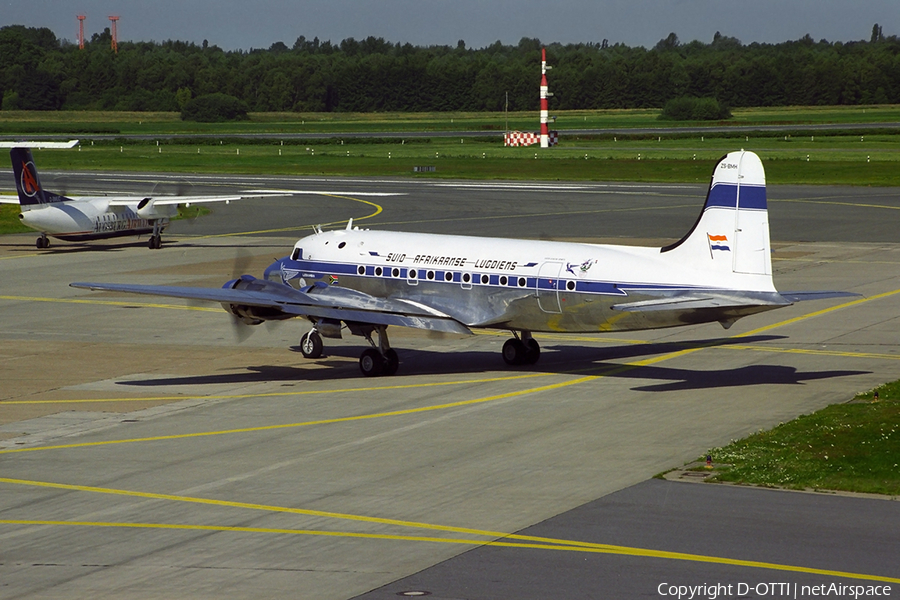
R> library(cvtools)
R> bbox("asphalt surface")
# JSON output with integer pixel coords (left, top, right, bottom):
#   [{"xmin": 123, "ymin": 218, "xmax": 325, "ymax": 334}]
[{"xmin": 0, "ymin": 171, "xmax": 898, "ymax": 599}]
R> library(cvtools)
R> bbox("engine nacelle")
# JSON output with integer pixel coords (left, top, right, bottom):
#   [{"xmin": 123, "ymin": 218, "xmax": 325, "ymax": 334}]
[
  {"xmin": 136, "ymin": 198, "xmax": 178, "ymax": 220},
  {"xmin": 222, "ymin": 304, "xmax": 265, "ymax": 326},
  {"xmin": 220, "ymin": 275, "xmax": 294, "ymax": 324}
]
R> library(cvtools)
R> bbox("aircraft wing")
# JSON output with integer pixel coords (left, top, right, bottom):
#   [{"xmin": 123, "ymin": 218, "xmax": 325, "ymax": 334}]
[
  {"xmin": 106, "ymin": 191, "xmax": 283, "ymax": 207},
  {"xmin": 69, "ymin": 280, "xmax": 472, "ymax": 335},
  {"xmin": 0, "ymin": 140, "xmax": 79, "ymax": 149}
]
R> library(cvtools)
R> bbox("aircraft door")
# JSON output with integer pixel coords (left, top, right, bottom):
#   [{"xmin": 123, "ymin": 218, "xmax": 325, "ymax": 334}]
[{"xmin": 536, "ymin": 261, "xmax": 562, "ymax": 313}]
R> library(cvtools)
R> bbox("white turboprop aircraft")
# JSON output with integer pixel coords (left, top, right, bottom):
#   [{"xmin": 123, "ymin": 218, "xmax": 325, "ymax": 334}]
[
  {"xmin": 2, "ymin": 144, "xmax": 274, "ymax": 249},
  {"xmin": 72, "ymin": 151, "xmax": 854, "ymax": 376}
]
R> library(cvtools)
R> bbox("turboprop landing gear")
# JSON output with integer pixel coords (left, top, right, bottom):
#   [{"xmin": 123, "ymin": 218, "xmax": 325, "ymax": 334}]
[
  {"xmin": 359, "ymin": 325, "xmax": 398, "ymax": 377},
  {"xmin": 502, "ymin": 330, "xmax": 540, "ymax": 366},
  {"xmin": 148, "ymin": 220, "xmax": 162, "ymax": 249},
  {"xmin": 36, "ymin": 234, "xmax": 50, "ymax": 249}
]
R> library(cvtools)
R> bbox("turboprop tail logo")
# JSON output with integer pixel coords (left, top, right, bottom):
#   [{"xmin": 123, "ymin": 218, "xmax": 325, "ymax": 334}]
[{"xmin": 20, "ymin": 161, "xmax": 40, "ymax": 197}]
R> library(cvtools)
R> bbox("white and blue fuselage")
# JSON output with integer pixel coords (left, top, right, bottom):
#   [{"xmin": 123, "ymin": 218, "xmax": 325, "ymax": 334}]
[
  {"xmin": 20, "ymin": 199, "xmax": 164, "ymax": 242},
  {"xmin": 266, "ymin": 223, "xmax": 783, "ymax": 335}
]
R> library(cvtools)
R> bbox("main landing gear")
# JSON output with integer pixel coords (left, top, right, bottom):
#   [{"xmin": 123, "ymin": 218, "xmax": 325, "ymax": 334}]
[
  {"xmin": 358, "ymin": 325, "xmax": 399, "ymax": 377},
  {"xmin": 36, "ymin": 234, "xmax": 50, "ymax": 249},
  {"xmin": 300, "ymin": 323, "xmax": 399, "ymax": 377},
  {"xmin": 148, "ymin": 220, "xmax": 163, "ymax": 249},
  {"xmin": 502, "ymin": 330, "xmax": 540, "ymax": 366},
  {"xmin": 299, "ymin": 324, "xmax": 540, "ymax": 374}
]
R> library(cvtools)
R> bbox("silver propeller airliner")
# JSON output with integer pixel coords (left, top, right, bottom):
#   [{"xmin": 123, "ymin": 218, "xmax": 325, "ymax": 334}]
[{"xmin": 72, "ymin": 151, "xmax": 854, "ymax": 376}]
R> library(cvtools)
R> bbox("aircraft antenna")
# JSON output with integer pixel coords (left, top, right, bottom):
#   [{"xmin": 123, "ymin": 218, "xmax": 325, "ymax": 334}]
[
  {"xmin": 77, "ymin": 15, "xmax": 86, "ymax": 50},
  {"xmin": 108, "ymin": 16, "xmax": 119, "ymax": 53}
]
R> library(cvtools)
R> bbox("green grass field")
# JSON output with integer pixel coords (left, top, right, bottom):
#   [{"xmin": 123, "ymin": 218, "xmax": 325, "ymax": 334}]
[
  {"xmin": 2, "ymin": 105, "xmax": 899, "ymax": 135},
  {"xmin": 15, "ymin": 132, "xmax": 900, "ymax": 186},
  {"xmin": 702, "ymin": 382, "xmax": 900, "ymax": 495},
  {"xmin": 2, "ymin": 106, "xmax": 899, "ymax": 184}
]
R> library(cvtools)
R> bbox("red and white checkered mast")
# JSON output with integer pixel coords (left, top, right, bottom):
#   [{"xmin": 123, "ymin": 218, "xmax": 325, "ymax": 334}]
[{"xmin": 540, "ymin": 47, "xmax": 551, "ymax": 148}]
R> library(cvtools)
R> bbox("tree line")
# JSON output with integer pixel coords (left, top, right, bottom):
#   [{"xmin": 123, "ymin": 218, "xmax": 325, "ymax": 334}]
[{"xmin": 1, "ymin": 24, "xmax": 898, "ymax": 113}]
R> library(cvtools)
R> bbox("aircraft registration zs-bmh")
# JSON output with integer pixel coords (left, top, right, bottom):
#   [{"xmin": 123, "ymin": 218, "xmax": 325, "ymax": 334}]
[
  {"xmin": 2, "ymin": 143, "xmax": 271, "ymax": 249},
  {"xmin": 73, "ymin": 150, "xmax": 852, "ymax": 377}
]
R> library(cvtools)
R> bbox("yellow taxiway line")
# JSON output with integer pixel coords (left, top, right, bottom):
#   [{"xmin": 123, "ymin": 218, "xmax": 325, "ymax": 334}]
[{"xmin": 1, "ymin": 479, "xmax": 897, "ymax": 584}]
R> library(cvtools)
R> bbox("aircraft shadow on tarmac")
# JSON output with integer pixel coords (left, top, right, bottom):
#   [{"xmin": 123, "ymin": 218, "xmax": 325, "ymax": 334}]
[
  {"xmin": 116, "ymin": 335, "xmax": 869, "ymax": 392},
  {"xmin": 0, "ymin": 239, "xmax": 150, "ymax": 254}
]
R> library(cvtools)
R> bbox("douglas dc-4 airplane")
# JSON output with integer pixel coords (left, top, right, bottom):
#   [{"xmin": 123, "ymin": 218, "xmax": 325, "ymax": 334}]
[
  {"xmin": 72, "ymin": 150, "xmax": 854, "ymax": 377},
  {"xmin": 2, "ymin": 144, "xmax": 274, "ymax": 249}
]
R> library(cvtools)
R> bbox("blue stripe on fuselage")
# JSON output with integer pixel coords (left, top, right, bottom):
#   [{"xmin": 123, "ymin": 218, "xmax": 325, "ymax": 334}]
[{"xmin": 267, "ymin": 258, "xmax": 709, "ymax": 297}]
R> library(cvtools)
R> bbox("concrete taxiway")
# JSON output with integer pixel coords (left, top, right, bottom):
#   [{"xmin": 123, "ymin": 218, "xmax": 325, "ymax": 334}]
[{"xmin": 1, "ymin": 174, "xmax": 899, "ymax": 599}]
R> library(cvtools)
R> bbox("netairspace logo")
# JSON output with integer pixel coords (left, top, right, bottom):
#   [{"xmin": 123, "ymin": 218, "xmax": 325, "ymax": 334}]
[{"xmin": 657, "ymin": 582, "xmax": 892, "ymax": 600}]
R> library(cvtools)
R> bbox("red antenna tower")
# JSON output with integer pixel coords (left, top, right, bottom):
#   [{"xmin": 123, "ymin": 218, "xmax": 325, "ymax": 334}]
[
  {"xmin": 108, "ymin": 15, "xmax": 119, "ymax": 53},
  {"xmin": 76, "ymin": 15, "xmax": 86, "ymax": 50}
]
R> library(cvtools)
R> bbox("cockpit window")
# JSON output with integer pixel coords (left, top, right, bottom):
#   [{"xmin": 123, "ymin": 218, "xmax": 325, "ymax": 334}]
[{"xmin": 291, "ymin": 248, "xmax": 302, "ymax": 261}]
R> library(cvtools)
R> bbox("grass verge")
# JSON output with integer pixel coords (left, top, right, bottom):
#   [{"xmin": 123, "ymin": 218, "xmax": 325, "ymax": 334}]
[
  {"xmin": 703, "ymin": 382, "xmax": 900, "ymax": 495},
  {"xmin": 22, "ymin": 137, "xmax": 900, "ymax": 186},
  {"xmin": 0, "ymin": 203, "xmax": 29, "ymax": 234}
]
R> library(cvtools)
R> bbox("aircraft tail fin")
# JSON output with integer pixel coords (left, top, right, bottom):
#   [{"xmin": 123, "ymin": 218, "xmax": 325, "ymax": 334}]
[
  {"xmin": 9, "ymin": 148, "xmax": 68, "ymax": 208},
  {"xmin": 661, "ymin": 150, "xmax": 772, "ymax": 280}
]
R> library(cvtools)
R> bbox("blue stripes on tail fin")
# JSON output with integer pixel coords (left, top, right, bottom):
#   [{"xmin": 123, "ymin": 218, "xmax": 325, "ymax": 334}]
[{"xmin": 660, "ymin": 150, "xmax": 774, "ymax": 287}]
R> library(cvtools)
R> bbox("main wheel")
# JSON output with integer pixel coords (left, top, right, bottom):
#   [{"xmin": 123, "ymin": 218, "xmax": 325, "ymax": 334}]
[
  {"xmin": 524, "ymin": 338, "xmax": 541, "ymax": 364},
  {"xmin": 300, "ymin": 330, "xmax": 323, "ymax": 359},
  {"xmin": 36, "ymin": 236, "xmax": 49, "ymax": 249},
  {"xmin": 502, "ymin": 338, "xmax": 526, "ymax": 366},
  {"xmin": 382, "ymin": 348, "xmax": 399, "ymax": 376},
  {"xmin": 148, "ymin": 235, "xmax": 162, "ymax": 249},
  {"xmin": 359, "ymin": 348, "xmax": 384, "ymax": 377}
]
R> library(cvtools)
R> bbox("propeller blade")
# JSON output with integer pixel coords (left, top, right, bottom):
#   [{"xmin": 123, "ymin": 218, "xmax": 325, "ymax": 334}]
[{"xmin": 230, "ymin": 314, "xmax": 255, "ymax": 343}]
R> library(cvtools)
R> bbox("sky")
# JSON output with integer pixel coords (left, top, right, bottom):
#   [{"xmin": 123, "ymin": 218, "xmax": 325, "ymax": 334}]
[{"xmin": 2, "ymin": 0, "xmax": 898, "ymax": 51}]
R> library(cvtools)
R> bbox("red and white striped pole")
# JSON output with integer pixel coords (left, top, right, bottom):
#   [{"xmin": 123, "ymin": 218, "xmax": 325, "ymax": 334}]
[{"xmin": 540, "ymin": 47, "xmax": 550, "ymax": 148}]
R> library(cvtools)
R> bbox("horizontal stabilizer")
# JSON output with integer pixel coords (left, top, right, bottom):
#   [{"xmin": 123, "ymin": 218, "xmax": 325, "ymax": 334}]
[
  {"xmin": 778, "ymin": 290, "xmax": 862, "ymax": 303},
  {"xmin": 612, "ymin": 292, "xmax": 790, "ymax": 313}
]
